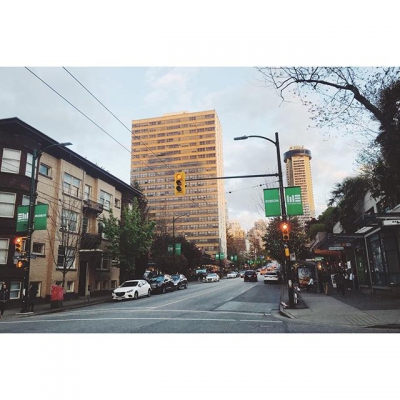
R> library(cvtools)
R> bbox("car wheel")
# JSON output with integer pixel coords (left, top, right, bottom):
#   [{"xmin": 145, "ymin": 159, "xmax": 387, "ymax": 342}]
[
  {"xmin": 161, "ymin": 286, "xmax": 166, "ymax": 294},
  {"xmin": 147, "ymin": 289, "xmax": 151, "ymax": 297},
  {"xmin": 134, "ymin": 291, "xmax": 138, "ymax": 300},
  {"xmin": 184, "ymin": 283, "xmax": 188, "ymax": 289}
]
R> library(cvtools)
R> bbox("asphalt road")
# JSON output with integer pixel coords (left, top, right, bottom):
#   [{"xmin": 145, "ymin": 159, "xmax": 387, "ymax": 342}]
[{"xmin": 1, "ymin": 275, "xmax": 397, "ymax": 333}]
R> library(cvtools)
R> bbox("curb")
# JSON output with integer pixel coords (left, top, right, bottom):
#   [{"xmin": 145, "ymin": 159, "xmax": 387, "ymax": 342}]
[{"xmin": 12, "ymin": 298, "xmax": 112, "ymax": 317}]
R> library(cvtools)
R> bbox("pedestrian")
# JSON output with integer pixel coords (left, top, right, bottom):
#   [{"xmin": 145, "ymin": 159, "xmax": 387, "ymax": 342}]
[
  {"xmin": 28, "ymin": 283, "xmax": 38, "ymax": 312},
  {"xmin": 336, "ymin": 271, "xmax": 346, "ymax": 296},
  {"xmin": 0, "ymin": 283, "xmax": 10, "ymax": 318},
  {"xmin": 306, "ymin": 277, "xmax": 314, "ymax": 293},
  {"xmin": 322, "ymin": 271, "xmax": 330, "ymax": 295}
]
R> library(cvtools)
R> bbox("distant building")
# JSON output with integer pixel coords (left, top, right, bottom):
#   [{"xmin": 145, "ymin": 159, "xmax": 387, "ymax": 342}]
[
  {"xmin": 284, "ymin": 146, "xmax": 315, "ymax": 226},
  {"xmin": 228, "ymin": 221, "xmax": 246, "ymax": 253},
  {"xmin": 131, "ymin": 110, "xmax": 227, "ymax": 257}
]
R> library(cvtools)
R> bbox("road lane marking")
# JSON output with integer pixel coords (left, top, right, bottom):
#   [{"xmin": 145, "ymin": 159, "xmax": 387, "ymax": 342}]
[
  {"xmin": 59, "ymin": 308, "xmax": 272, "ymax": 316},
  {"xmin": 240, "ymin": 320, "xmax": 282, "ymax": 323},
  {"xmin": 0, "ymin": 316, "xmax": 239, "ymax": 324}
]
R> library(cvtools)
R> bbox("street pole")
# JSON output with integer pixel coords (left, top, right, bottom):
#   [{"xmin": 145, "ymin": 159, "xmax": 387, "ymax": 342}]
[
  {"xmin": 234, "ymin": 133, "xmax": 293, "ymax": 306},
  {"xmin": 20, "ymin": 142, "xmax": 72, "ymax": 313},
  {"xmin": 172, "ymin": 214, "xmax": 188, "ymax": 273}
]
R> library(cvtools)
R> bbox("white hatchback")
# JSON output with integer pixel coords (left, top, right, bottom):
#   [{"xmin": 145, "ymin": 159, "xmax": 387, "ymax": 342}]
[
  {"xmin": 264, "ymin": 272, "xmax": 281, "ymax": 284},
  {"xmin": 205, "ymin": 273, "xmax": 220, "ymax": 282},
  {"xmin": 112, "ymin": 280, "xmax": 151, "ymax": 300}
]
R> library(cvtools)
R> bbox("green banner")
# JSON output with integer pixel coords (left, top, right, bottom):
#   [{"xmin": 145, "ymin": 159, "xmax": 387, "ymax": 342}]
[
  {"xmin": 175, "ymin": 243, "xmax": 181, "ymax": 255},
  {"xmin": 168, "ymin": 244, "xmax": 173, "ymax": 254},
  {"xmin": 263, "ymin": 188, "xmax": 281, "ymax": 217},
  {"xmin": 17, "ymin": 204, "xmax": 49, "ymax": 232},
  {"xmin": 285, "ymin": 186, "xmax": 303, "ymax": 216}
]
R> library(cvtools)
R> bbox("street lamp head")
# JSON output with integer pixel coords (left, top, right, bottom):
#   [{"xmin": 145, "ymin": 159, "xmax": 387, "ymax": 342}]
[
  {"xmin": 234, "ymin": 136, "xmax": 248, "ymax": 141},
  {"xmin": 60, "ymin": 142, "xmax": 73, "ymax": 147}
]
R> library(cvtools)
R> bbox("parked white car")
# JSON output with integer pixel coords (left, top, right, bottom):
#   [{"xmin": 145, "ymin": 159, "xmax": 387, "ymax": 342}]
[
  {"xmin": 112, "ymin": 280, "xmax": 151, "ymax": 300},
  {"xmin": 227, "ymin": 271, "xmax": 238, "ymax": 278},
  {"xmin": 264, "ymin": 271, "xmax": 282, "ymax": 284},
  {"xmin": 205, "ymin": 273, "xmax": 220, "ymax": 282}
]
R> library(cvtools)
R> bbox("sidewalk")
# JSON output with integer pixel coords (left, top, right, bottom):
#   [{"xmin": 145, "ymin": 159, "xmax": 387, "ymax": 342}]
[
  {"xmin": 280, "ymin": 285, "xmax": 400, "ymax": 329},
  {"xmin": 2, "ymin": 293, "xmax": 112, "ymax": 320}
]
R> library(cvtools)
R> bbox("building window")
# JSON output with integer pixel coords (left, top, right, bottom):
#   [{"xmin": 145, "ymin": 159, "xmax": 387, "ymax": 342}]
[
  {"xmin": 111, "ymin": 280, "xmax": 117, "ymax": 289},
  {"xmin": 57, "ymin": 246, "xmax": 76, "ymax": 270},
  {"xmin": 61, "ymin": 209, "xmax": 78, "ymax": 232},
  {"xmin": 66, "ymin": 281, "xmax": 74, "ymax": 293},
  {"xmin": 103, "ymin": 281, "xmax": 108, "ymax": 290},
  {"xmin": 82, "ymin": 217, "xmax": 89, "ymax": 234},
  {"xmin": 22, "ymin": 195, "xmax": 30, "ymax": 206},
  {"xmin": 84, "ymin": 184, "xmax": 91, "ymax": 201},
  {"xmin": 32, "ymin": 243, "xmax": 45, "ymax": 255},
  {"xmin": 99, "ymin": 190, "xmax": 112, "ymax": 211},
  {"xmin": 0, "ymin": 192, "xmax": 16, "ymax": 218},
  {"xmin": 30, "ymin": 281, "xmax": 41, "ymax": 298},
  {"xmin": 115, "ymin": 198, "xmax": 121, "ymax": 208},
  {"xmin": 0, "ymin": 238, "xmax": 9, "ymax": 264},
  {"xmin": 25, "ymin": 153, "xmax": 33, "ymax": 177},
  {"xmin": 1, "ymin": 148, "xmax": 21, "ymax": 174},
  {"xmin": 39, "ymin": 163, "xmax": 51, "ymax": 177},
  {"xmin": 97, "ymin": 253, "xmax": 110, "ymax": 270},
  {"xmin": 63, "ymin": 173, "xmax": 81, "ymax": 197},
  {"xmin": 10, "ymin": 281, "xmax": 22, "ymax": 299}
]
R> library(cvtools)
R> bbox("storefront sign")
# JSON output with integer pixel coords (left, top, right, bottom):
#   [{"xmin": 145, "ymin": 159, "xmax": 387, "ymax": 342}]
[{"xmin": 382, "ymin": 220, "xmax": 400, "ymax": 226}]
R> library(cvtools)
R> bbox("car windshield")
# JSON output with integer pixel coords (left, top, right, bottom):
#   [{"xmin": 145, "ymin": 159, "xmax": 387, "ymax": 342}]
[
  {"xmin": 120, "ymin": 281, "xmax": 138, "ymax": 287},
  {"xmin": 207, "ymin": 273, "xmax": 216, "ymax": 276},
  {"xmin": 266, "ymin": 272, "xmax": 277, "ymax": 276},
  {"xmin": 171, "ymin": 275, "xmax": 180, "ymax": 281},
  {"xmin": 150, "ymin": 276, "xmax": 164, "ymax": 282},
  {"xmin": 245, "ymin": 271, "xmax": 254, "ymax": 274}
]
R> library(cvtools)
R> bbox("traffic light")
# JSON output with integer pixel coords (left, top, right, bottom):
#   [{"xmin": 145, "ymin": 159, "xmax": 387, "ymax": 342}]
[
  {"xmin": 281, "ymin": 223, "xmax": 290, "ymax": 241},
  {"xmin": 174, "ymin": 171, "xmax": 186, "ymax": 195},
  {"xmin": 15, "ymin": 237, "xmax": 22, "ymax": 253},
  {"xmin": 17, "ymin": 260, "xmax": 24, "ymax": 268}
]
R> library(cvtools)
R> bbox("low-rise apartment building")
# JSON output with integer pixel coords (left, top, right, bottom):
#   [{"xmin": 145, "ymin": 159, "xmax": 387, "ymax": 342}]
[{"xmin": 0, "ymin": 118, "xmax": 141, "ymax": 303}]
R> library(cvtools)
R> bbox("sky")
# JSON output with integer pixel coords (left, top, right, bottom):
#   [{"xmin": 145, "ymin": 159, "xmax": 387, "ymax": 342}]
[
  {"xmin": 2, "ymin": 1, "xmax": 399, "ymax": 393},
  {"xmin": 0, "ymin": 66, "xmax": 369, "ymax": 230}
]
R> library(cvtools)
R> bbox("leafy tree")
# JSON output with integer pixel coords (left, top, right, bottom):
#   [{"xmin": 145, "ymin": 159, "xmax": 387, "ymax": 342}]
[
  {"xmin": 372, "ymin": 80, "xmax": 400, "ymax": 206},
  {"xmin": 328, "ymin": 175, "xmax": 372, "ymax": 233},
  {"xmin": 262, "ymin": 218, "xmax": 308, "ymax": 263},
  {"xmin": 304, "ymin": 207, "xmax": 336, "ymax": 239},
  {"xmin": 102, "ymin": 197, "xmax": 155, "ymax": 282}
]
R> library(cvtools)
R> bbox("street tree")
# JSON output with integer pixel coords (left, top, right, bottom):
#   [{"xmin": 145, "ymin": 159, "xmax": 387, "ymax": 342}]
[
  {"xmin": 328, "ymin": 175, "xmax": 372, "ymax": 233},
  {"xmin": 372, "ymin": 80, "xmax": 400, "ymax": 207},
  {"xmin": 46, "ymin": 196, "xmax": 84, "ymax": 290},
  {"xmin": 102, "ymin": 197, "xmax": 155, "ymax": 282},
  {"xmin": 256, "ymin": 67, "xmax": 399, "ymax": 138},
  {"xmin": 262, "ymin": 218, "xmax": 308, "ymax": 263}
]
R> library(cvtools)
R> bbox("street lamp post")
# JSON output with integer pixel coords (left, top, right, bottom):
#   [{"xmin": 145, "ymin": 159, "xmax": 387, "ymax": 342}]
[
  {"xmin": 234, "ymin": 132, "xmax": 294, "ymax": 307},
  {"xmin": 172, "ymin": 214, "xmax": 188, "ymax": 273},
  {"xmin": 20, "ymin": 142, "xmax": 72, "ymax": 313}
]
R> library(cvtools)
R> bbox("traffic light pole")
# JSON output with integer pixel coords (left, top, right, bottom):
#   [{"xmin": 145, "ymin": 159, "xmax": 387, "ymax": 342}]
[
  {"xmin": 20, "ymin": 142, "xmax": 72, "ymax": 313},
  {"xmin": 233, "ymin": 133, "xmax": 294, "ymax": 307}
]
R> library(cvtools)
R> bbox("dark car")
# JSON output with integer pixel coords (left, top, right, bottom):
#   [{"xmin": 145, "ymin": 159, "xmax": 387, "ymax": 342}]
[
  {"xmin": 149, "ymin": 274, "xmax": 175, "ymax": 294},
  {"xmin": 171, "ymin": 274, "xmax": 188, "ymax": 290},
  {"xmin": 244, "ymin": 270, "xmax": 258, "ymax": 282}
]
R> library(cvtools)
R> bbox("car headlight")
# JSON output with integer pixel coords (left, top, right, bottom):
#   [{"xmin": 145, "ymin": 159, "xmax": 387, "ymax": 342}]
[{"xmin": 126, "ymin": 289, "xmax": 133, "ymax": 293}]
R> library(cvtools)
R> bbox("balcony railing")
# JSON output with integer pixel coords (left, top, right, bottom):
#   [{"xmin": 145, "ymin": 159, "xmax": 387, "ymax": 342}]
[{"xmin": 83, "ymin": 199, "xmax": 104, "ymax": 215}]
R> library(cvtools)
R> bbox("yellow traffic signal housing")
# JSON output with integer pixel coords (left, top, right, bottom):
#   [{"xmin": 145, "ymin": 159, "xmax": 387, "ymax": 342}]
[
  {"xmin": 15, "ymin": 237, "xmax": 22, "ymax": 253},
  {"xmin": 174, "ymin": 171, "xmax": 186, "ymax": 195},
  {"xmin": 281, "ymin": 223, "xmax": 289, "ymax": 241}
]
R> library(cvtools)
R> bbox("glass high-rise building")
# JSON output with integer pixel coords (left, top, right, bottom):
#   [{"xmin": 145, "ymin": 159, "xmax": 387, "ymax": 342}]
[
  {"xmin": 283, "ymin": 146, "xmax": 315, "ymax": 226},
  {"xmin": 131, "ymin": 110, "xmax": 227, "ymax": 256}
]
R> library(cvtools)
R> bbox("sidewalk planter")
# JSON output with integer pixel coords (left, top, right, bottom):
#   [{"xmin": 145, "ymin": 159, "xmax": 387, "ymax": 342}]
[{"xmin": 50, "ymin": 285, "xmax": 64, "ymax": 309}]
